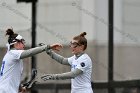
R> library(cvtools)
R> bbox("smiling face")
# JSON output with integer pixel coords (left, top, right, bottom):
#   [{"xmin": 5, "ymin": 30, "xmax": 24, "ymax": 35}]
[{"xmin": 69, "ymin": 40, "xmax": 84, "ymax": 55}]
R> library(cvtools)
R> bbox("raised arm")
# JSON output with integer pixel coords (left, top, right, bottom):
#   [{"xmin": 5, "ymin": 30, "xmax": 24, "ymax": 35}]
[
  {"xmin": 41, "ymin": 68, "xmax": 83, "ymax": 80},
  {"xmin": 46, "ymin": 49, "xmax": 70, "ymax": 66}
]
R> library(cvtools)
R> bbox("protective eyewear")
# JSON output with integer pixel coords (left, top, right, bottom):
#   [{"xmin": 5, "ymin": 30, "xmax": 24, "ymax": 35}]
[{"xmin": 69, "ymin": 41, "xmax": 81, "ymax": 48}]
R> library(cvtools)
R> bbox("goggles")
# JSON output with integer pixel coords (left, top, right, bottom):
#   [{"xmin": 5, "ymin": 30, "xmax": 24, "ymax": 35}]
[{"xmin": 69, "ymin": 41, "xmax": 81, "ymax": 48}]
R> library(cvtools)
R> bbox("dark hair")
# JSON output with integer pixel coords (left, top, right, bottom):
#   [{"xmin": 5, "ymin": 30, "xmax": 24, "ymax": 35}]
[
  {"xmin": 6, "ymin": 28, "xmax": 18, "ymax": 48},
  {"xmin": 73, "ymin": 32, "xmax": 87, "ymax": 50}
]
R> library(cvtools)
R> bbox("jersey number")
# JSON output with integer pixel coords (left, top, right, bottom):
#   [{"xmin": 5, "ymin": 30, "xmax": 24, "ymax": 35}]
[{"xmin": 0, "ymin": 61, "xmax": 5, "ymax": 76}]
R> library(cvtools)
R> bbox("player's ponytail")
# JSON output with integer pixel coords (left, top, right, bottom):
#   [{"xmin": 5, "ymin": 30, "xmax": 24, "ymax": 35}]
[
  {"xmin": 5, "ymin": 28, "xmax": 18, "ymax": 44},
  {"xmin": 79, "ymin": 32, "xmax": 87, "ymax": 37},
  {"xmin": 73, "ymin": 32, "xmax": 87, "ymax": 50},
  {"xmin": 6, "ymin": 28, "xmax": 14, "ymax": 36}
]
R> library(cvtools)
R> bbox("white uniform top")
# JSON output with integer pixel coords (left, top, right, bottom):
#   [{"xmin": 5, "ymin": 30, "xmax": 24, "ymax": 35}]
[
  {"xmin": 68, "ymin": 53, "xmax": 93, "ymax": 93},
  {"xmin": 0, "ymin": 50, "xmax": 24, "ymax": 93}
]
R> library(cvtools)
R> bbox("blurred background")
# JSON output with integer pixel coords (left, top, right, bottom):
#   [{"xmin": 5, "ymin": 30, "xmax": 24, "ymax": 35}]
[{"xmin": 0, "ymin": 0, "xmax": 140, "ymax": 93}]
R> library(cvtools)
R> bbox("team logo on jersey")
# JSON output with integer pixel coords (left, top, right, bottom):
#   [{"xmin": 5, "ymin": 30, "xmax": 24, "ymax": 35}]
[{"xmin": 80, "ymin": 62, "xmax": 85, "ymax": 67}]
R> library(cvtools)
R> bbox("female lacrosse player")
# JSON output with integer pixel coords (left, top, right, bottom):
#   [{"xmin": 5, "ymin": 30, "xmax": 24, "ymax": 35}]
[
  {"xmin": 0, "ymin": 28, "xmax": 61, "ymax": 93},
  {"xmin": 41, "ymin": 32, "xmax": 93, "ymax": 93}
]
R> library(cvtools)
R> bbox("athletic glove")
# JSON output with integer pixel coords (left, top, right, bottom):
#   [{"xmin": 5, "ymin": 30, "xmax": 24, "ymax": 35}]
[{"xmin": 41, "ymin": 74, "xmax": 58, "ymax": 81}]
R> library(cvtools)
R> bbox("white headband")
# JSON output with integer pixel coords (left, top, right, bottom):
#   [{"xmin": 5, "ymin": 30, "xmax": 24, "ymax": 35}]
[{"xmin": 16, "ymin": 35, "xmax": 23, "ymax": 40}]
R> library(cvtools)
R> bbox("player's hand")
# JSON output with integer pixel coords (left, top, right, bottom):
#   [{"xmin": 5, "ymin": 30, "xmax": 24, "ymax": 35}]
[
  {"xmin": 50, "ymin": 43, "xmax": 63, "ymax": 51},
  {"xmin": 41, "ymin": 74, "xmax": 57, "ymax": 81},
  {"xmin": 38, "ymin": 43, "xmax": 62, "ymax": 51},
  {"xmin": 19, "ymin": 86, "xmax": 26, "ymax": 93}
]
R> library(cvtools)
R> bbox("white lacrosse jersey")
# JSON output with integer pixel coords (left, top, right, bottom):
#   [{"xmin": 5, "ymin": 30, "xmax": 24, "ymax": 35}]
[
  {"xmin": 68, "ymin": 53, "xmax": 93, "ymax": 93},
  {"xmin": 0, "ymin": 50, "xmax": 24, "ymax": 93}
]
